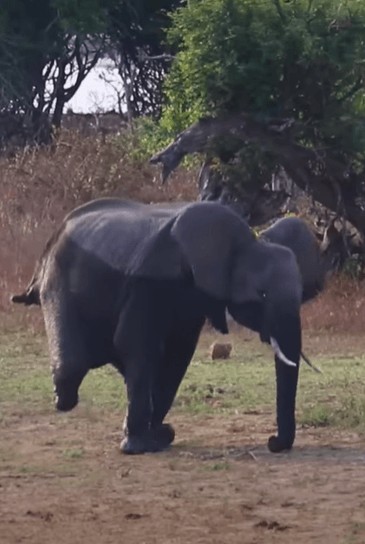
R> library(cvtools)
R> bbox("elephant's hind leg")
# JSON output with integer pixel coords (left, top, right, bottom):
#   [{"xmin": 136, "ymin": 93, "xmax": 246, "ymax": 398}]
[{"xmin": 41, "ymin": 290, "xmax": 90, "ymax": 411}]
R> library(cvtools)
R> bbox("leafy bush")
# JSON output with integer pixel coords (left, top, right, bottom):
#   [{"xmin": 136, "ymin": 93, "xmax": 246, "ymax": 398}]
[{"xmin": 161, "ymin": 0, "xmax": 365, "ymax": 153}]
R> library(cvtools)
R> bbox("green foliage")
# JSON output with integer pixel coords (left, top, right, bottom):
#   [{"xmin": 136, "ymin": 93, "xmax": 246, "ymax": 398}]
[
  {"xmin": 53, "ymin": 0, "xmax": 109, "ymax": 33},
  {"xmin": 128, "ymin": 117, "xmax": 172, "ymax": 158},
  {"xmin": 0, "ymin": 0, "xmax": 181, "ymax": 146},
  {"xmin": 0, "ymin": 0, "xmax": 106, "ymax": 112},
  {"xmin": 161, "ymin": 0, "xmax": 365, "ymax": 157}
]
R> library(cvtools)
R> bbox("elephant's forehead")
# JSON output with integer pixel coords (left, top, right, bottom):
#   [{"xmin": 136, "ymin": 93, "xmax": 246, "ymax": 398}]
[{"xmin": 65, "ymin": 211, "xmax": 162, "ymax": 270}]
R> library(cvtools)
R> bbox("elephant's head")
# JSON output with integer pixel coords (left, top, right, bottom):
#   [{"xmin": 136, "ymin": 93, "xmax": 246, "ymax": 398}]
[
  {"xmin": 133, "ymin": 201, "xmax": 303, "ymax": 452},
  {"xmin": 227, "ymin": 239, "xmax": 302, "ymax": 452}
]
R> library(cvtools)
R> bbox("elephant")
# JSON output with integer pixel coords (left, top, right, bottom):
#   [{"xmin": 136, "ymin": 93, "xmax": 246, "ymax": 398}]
[
  {"xmin": 260, "ymin": 216, "xmax": 325, "ymax": 304},
  {"xmin": 12, "ymin": 198, "xmax": 305, "ymax": 455}
]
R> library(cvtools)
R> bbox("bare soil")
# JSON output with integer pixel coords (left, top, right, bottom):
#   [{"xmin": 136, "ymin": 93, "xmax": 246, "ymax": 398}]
[{"xmin": 1, "ymin": 409, "xmax": 365, "ymax": 544}]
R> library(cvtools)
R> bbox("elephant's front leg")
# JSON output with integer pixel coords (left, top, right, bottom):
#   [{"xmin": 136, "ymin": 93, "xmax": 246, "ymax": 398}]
[
  {"xmin": 117, "ymin": 342, "xmax": 178, "ymax": 454},
  {"xmin": 114, "ymin": 281, "xmax": 177, "ymax": 454},
  {"xmin": 121, "ymin": 359, "xmax": 160, "ymax": 454},
  {"xmin": 151, "ymin": 318, "xmax": 204, "ymax": 434}
]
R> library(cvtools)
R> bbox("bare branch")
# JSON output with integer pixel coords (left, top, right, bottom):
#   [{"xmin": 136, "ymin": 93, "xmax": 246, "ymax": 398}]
[
  {"xmin": 138, "ymin": 51, "xmax": 174, "ymax": 63},
  {"xmin": 150, "ymin": 114, "xmax": 296, "ymax": 182}
]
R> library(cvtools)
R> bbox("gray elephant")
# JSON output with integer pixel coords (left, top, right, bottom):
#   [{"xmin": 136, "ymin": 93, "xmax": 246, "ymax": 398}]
[
  {"xmin": 12, "ymin": 198, "xmax": 305, "ymax": 455},
  {"xmin": 260, "ymin": 216, "xmax": 325, "ymax": 303}
]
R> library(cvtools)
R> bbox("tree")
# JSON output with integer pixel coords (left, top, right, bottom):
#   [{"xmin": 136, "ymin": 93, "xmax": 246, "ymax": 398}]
[
  {"xmin": 0, "ymin": 0, "xmax": 106, "ymax": 148},
  {"xmin": 154, "ymin": 0, "xmax": 365, "ymax": 235},
  {"xmin": 0, "ymin": 0, "xmax": 184, "ymax": 148},
  {"xmin": 104, "ymin": 0, "xmax": 184, "ymax": 120}
]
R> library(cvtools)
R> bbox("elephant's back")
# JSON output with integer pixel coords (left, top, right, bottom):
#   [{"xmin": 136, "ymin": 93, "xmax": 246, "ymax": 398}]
[
  {"xmin": 39, "ymin": 203, "xmax": 157, "ymax": 317},
  {"xmin": 63, "ymin": 202, "xmax": 175, "ymax": 271}
]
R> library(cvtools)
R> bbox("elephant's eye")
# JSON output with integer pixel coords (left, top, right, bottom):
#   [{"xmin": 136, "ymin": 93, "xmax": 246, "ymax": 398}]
[{"xmin": 259, "ymin": 290, "xmax": 267, "ymax": 299}]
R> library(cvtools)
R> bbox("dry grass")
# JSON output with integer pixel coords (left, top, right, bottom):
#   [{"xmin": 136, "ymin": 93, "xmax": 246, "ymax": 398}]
[
  {"xmin": 1, "ymin": 129, "xmax": 365, "ymax": 335},
  {"xmin": 301, "ymin": 274, "xmax": 365, "ymax": 334}
]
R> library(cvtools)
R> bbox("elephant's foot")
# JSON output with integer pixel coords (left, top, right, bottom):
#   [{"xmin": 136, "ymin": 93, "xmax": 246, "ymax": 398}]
[
  {"xmin": 54, "ymin": 391, "xmax": 79, "ymax": 412},
  {"xmin": 120, "ymin": 424, "xmax": 175, "ymax": 455},
  {"xmin": 53, "ymin": 376, "xmax": 83, "ymax": 412},
  {"xmin": 267, "ymin": 435, "xmax": 293, "ymax": 453}
]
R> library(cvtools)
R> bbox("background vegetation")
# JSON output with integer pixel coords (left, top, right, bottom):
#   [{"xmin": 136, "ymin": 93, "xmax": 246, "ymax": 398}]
[
  {"xmin": 2, "ymin": 0, "xmax": 365, "ymax": 322},
  {"xmin": 154, "ymin": 0, "xmax": 365, "ymax": 240},
  {"xmin": 4, "ymin": 0, "xmax": 365, "ymax": 242}
]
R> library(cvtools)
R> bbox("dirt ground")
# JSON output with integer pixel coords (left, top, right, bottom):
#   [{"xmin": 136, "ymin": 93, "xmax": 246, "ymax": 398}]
[{"xmin": 1, "ymin": 408, "xmax": 365, "ymax": 544}]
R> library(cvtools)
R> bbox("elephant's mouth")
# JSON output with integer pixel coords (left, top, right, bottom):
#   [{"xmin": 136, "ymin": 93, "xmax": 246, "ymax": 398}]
[
  {"xmin": 270, "ymin": 334, "xmax": 321, "ymax": 373},
  {"xmin": 270, "ymin": 337, "xmax": 297, "ymax": 368},
  {"xmin": 227, "ymin": 301, "xmax": 301, "ymax": 368}
]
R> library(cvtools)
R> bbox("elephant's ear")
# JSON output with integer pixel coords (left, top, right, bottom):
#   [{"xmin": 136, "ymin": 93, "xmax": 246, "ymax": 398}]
[
  {"xmin": 125, "ymin": 203, "xmax": 254, "ymax": 335},
  {"xmin": 128, "ymin": 202, "xmax": 254, "ymax": 300},
  {"xmin": 170, "ymin": 202, "xmax": 253, "ymax": 300},
  {"xmin": 126, "ymin": 217, "xmax": 185, "ymax": 280}
]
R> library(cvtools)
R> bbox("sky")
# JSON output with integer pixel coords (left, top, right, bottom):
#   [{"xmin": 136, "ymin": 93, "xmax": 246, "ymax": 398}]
[{"xmin": 67, "ymin": 60, "xmax": 124, "ymax": 113}]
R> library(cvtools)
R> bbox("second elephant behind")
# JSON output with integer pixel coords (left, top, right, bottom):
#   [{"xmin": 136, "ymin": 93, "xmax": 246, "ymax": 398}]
[{"xmin": 260, "ymin": 216, "xmax": 325, "ymax": 303}]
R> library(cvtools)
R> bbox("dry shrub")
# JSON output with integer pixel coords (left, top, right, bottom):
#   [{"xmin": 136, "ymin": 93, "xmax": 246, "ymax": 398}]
[
  {"xmin": 0, "ymin": 128, "xmax": 198, "ymax": 324},
  {"xmin": 302, "ymin": 274, "xmax": 365, "ymax": 334}
]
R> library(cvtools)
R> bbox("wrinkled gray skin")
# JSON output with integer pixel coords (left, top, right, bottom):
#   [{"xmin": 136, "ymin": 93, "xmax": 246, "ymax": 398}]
[
  {"xmin": 12, "ymin": 198, "xmax": 303, "ymax": 455},
  {"xmin": 261, "ymin": 216, "xmax": 325, "ymax": 303}
]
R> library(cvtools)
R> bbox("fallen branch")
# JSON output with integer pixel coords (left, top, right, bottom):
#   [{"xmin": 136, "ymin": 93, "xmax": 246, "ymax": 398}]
[
  {"xmin": 150, "ymin": 113, "xmax": 365, "ymax": 235},
  {"xmin": 150, "ymin": 114, "xmax": 295, "ymax": 182}
]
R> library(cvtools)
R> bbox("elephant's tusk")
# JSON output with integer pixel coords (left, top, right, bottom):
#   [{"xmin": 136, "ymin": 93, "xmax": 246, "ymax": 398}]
[
  {"xmin": 270, "ymin": 337, "xmax": 297, "ymax": 367},
  {"xmin": 301, "ymin": 351, "xmax": 322, "ymax": 374}
]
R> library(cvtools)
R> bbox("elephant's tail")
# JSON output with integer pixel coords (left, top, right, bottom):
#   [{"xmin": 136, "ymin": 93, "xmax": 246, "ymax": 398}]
[
  {"xmin": 11, "ymin": 219, "xmax": 63, "ymax": 308},
  {"xmin": 11, "ymin": 279, "xmax": 40, "ymax": 306}
]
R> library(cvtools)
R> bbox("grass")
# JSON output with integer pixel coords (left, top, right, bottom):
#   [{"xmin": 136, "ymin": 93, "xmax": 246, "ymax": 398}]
[
  {"xmin": 62, "ymin": 448, "xmax": 85, "ymax": 459},
  {"xmin": 204, "ymin": 461, "xmax": 231, "ymax": 471},
  {"xmin": 1, "ymin": 328, "xmax": 365, "ymax": 434},
  {"xmin": 298, "ymin": 355, "xmax": 365, "ymax": 431},
  {"xmin": 343, "ymin": 522, "xmax": 365, "ymax": 544}
]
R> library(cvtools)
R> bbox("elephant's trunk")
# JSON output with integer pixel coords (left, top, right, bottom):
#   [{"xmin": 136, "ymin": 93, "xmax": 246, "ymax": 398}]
[
  {"xmin": 227, "ymin": 286, "xmax": 302, "ymax": 453},
  {"xmin": 266, "ymin": 306, "xmax": 301, "ymax": 453}
]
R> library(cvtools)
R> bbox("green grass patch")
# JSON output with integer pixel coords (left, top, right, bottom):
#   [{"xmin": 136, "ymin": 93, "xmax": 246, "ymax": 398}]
[
  {"xmin": 297, "ymin": 355, "xmax": 365, "ymax": 432},
  {"xmin": 342, "ymin": 522, "xmax": 365, "ymax": 544},
  {"xmin": 176, "ymin": 355, "xmax": 274, "ymax": 414},
  {"xmin": 0, "ymin": 330, "xmax": 126, "ymax": 415},
  {"xmin": 1, "ymin": 330, "xmax": 365, "ymax": 433},
  {"xmin": 62, "ymin": 448, "xmax": 85, "ymax": 460}
]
